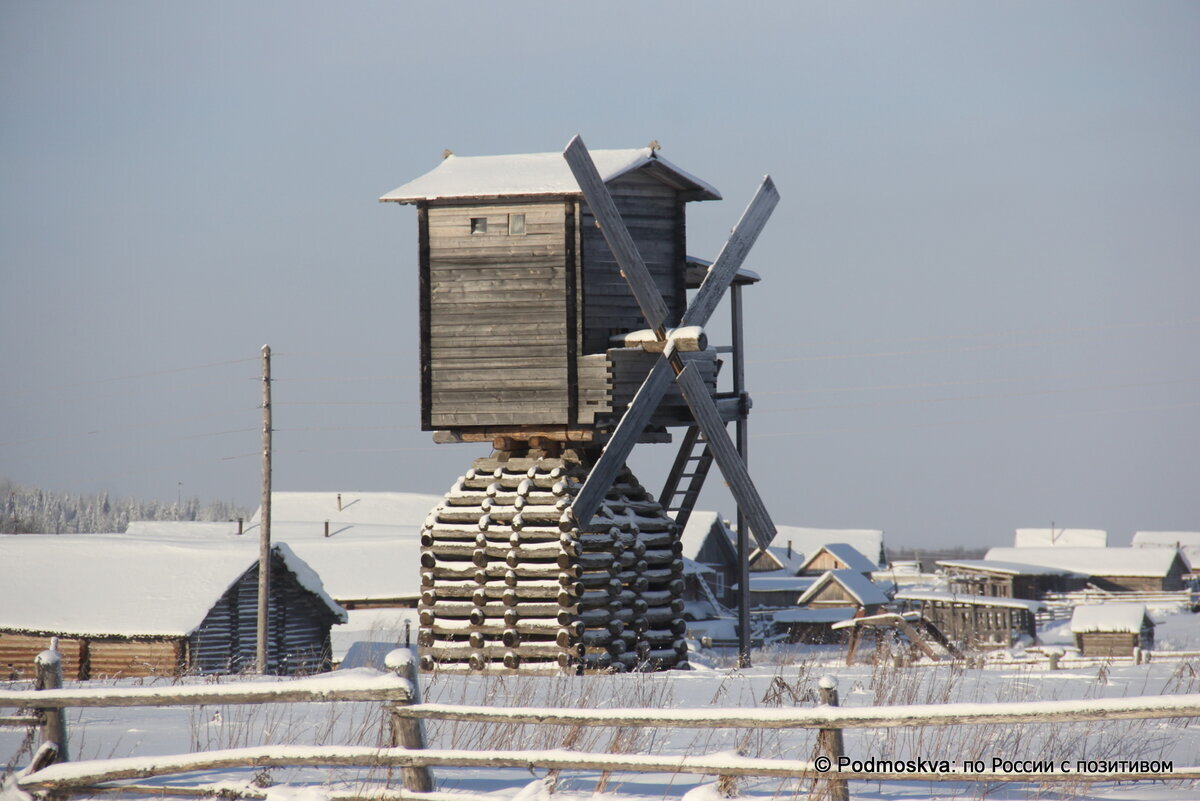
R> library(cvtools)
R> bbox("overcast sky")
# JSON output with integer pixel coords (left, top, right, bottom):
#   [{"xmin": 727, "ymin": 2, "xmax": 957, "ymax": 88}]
[{"xmin": 2, "ymin": 2, "xmax": 1197, "ymax": 548}]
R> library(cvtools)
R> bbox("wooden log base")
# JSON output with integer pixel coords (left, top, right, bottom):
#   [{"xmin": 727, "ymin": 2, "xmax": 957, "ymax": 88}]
[{"xmin": 419, "ymin": 451, "xmax": 688, "ymax": 674}]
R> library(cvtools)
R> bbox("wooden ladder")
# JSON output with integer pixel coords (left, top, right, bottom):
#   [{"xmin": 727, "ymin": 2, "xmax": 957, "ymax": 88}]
[{"xmin": 659, "ymin": 425, "xmax": 715, "ymax": 530}]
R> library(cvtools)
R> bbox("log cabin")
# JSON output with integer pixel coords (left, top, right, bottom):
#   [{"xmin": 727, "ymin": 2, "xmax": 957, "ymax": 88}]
[
  {"xmin": 0, "ymin": 535, "xmax": 345, "ymax": 679},
  {"xmin": 1070, "ymin": 603, "xmax": 1154, "ymax": 657}
]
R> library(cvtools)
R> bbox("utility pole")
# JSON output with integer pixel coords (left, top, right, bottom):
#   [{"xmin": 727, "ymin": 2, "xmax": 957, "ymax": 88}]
[
  {"xmin": 257, "ymin": 344, "xmax": 272, "ymax": 674},
  {"xmin": 731, "ymin": 283, "xmax": 751, "ymax": 668}
]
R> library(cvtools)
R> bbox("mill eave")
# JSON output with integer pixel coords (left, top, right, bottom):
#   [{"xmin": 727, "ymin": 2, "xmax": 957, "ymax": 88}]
[{"xmin": 378, "ymin": 147, "xmax": 721, "ymax": 204}]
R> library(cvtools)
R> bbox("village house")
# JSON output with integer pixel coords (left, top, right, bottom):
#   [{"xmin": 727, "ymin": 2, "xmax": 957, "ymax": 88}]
[
  {"xmin": 0, "ymin": 535, "xmax": 345, "ymax": 679},
  {"xmin": 937, "ymin": 559, "xmax": 1086, "ymax": 600},
  {"xmin": 1070, "ymin": 603, "xmax": 1155, "ymax": 658},
  {"xmin": 797, "ymin": 569, "xmax": 890, "ymax": 614},
  {"xmin": 798, "ymin": 543, "xmax": 879, "ymax": 577},
  {"xmin": 678, "ymin": 511, "xmax": 740, "ymax": 605},
  {"xmin": 985, "ymin": 547, "xmax": 1190, "ymax": 593}
]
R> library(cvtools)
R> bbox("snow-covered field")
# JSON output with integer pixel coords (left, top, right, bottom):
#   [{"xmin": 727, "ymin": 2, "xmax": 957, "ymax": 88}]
[{"xmin": 5, "ymin": 609, "xmax": 1200, "ymax": 801}]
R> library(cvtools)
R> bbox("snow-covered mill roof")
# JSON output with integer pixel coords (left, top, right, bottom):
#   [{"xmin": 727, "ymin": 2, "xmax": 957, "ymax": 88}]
[
  {"xmin": 380, "ymin": 147, "xmax": 721, "ymax": 204},
  {"xmin": 0, "ymin": 535, "xmax": 344, "ymax": 638},
  {"xmin": 798, "ymin": 569, "xmax": 890, "ymax": 607},
  {"xmin": 984, "ymin": 547, "xmax": 1184, "ymax": 578},
  {"xmin": 1014, "ymin": 528, "xmax": 1107, "ymax": 548},
  {"xmin": 1070, "ymin": 603, "xmax": 1153, "ymax": 634}
]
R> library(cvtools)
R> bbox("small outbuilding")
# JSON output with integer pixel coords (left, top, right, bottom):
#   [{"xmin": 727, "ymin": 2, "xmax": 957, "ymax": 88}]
[
  {"xmin": 0, "ymin": 535, "xmax": 345, "ymax": 679},
  {"xmin": 1070, "ymin": 603, "xmax": 1154, "ymax": 658},
  {"xmin": 896, "ymin": 590, "xmax": 1043, "ymax": 649}
]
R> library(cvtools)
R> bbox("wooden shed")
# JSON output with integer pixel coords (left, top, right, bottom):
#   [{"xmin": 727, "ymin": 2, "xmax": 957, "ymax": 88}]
[
  {"xmin": 895, "ymin": 590, "xmax": 1043, "ymax": 649},
  {"xmin": 1070, "ymin": 603, "xmax": 1154, "ymax": 658},
  {"xmin": 380, "ymin": 147, "xmax": 722, "ymax": 438},
  {"xmin": 0, "ymin": 535, "xmax": 345, "ymax": 680}
]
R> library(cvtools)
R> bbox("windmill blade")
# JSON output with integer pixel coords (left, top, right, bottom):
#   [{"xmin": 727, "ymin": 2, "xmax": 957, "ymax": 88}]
[
  {"xmin": 682, "ymin": 175, "xmax": 779, "ymax": 328},
  {"xmin": 571, "ymin": 358, "xmax": 675, "ymax": 528},
  {"xmin": 563, "ymin": 135, "xmax": 671, "ymax": 333},
  {"xmin": 675, "ymin": 362, "xmax": 777, "ymax": 551}
]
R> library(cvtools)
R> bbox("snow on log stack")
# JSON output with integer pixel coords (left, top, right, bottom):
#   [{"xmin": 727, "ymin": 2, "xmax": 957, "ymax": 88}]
[{"xmin": 418, "ymin": 451, "xmax": 687, "ymax": 673}]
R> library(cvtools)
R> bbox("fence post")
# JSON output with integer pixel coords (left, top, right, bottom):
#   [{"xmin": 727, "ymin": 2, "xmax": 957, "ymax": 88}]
[
  {"xmin": 1045, "ymin": 647, "xmax": 1062, "ymax": 671},
  {"xmin": 817, "ymin": 675, "xmax": 847, "ymax": 801},
  {"xmin": 35, "ymin": 638, "xmax": 68, "ymax": 764},
  {"xmin": 385, "ymin": 648, "xmax": 433, "ymax": 792}
]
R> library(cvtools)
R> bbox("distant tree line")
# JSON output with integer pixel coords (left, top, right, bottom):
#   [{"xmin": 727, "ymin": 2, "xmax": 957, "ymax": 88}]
[{"xmin": 0, "ymin": 479, "xmax": 250, "ymax": 535}]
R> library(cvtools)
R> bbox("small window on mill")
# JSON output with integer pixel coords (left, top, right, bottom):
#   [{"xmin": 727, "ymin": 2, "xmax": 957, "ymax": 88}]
[
  {"xmin": 470, "ymin": 217, "xmax": 488, "ymax": 235},
  {"xmin": 509, "ymin": 213, "xmax": 526, "ymax": 235}
]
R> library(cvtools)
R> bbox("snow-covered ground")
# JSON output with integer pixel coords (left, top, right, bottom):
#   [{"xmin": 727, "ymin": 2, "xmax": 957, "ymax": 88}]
[{"xmin": 5, "ymin": 610, "xmax": 1200, "ymax": 801}]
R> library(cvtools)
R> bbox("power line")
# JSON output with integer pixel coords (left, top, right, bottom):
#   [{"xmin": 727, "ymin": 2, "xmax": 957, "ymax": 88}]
[
  {"xmin": 755, "ymin": 376, "xmax": 1200, "ymax": 415},
  {"xmin": 753, "ymin": 399, "xmax": 1200, "ymax": 440}
]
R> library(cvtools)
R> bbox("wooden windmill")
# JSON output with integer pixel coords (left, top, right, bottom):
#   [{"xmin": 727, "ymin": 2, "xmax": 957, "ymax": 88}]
[{"xmin": 380, "ymin": 136, "xmax": 778, "ymax": 671}]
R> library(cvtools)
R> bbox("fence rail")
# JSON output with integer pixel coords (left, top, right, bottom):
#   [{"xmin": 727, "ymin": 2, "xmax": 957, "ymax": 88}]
[{"xmin": 5, "ymin": 645, "xmax": 1200, "ymax": 800}]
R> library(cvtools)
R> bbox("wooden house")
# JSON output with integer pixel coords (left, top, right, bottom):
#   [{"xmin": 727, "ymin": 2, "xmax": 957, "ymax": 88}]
[
  {"xmin": 937, "ymin": 559, "xmax": 1086, "ymax": 600},
  {"xmin": 799, "ymin": 543, "xmax": 878, "ymax": 577},
  {"xmin": 796, "ymin": 570, "xmax": 889, "ymax": 614},
  {"xmin": 1070, "ymin": 604, "xmax": 1154, "ymax": 657},
  {"xmin": 751, "ymin": 526, "xmax": 885, "ymax": 573},
  {"xmin": 380, "ymin": 148, "xmax": 723, "ymax": 437},
  {"xmin": 678, "ymin": 511, "xmax": 739, "ymax": 605},
  {"xmin": 985, "ymin": 547, "xmax": 1190, "ymax": 593},
  {"xmin": 896, "ymin": 590, "xmax": 1043, "ymax": 649},
  {"xmin": 0, "ymin": 535, "xmax": 345, "ymax": 680}
]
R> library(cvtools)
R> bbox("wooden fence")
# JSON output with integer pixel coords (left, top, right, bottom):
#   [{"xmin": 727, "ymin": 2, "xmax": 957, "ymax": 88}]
[{"xmin": 4, "ymin": 647, "xmax": 1200, "ymax": 800}]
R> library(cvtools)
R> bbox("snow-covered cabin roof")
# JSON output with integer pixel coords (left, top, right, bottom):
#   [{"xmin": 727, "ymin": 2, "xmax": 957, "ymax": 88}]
[
  {"xmin": 984, "ymin": 547, "xmax": 1184, "ymax": 578},
  {"xmin": 896, "ymin": 590, "xmax": 1045, "ymax": 612},
  {"xmin": 250, "ymin": 491, "xmax": 442, "ymax": 530},
  {"xmin": 1014, "ymin": 528, "xmax": 1107, "ymax": 548},
  {"xmin": 771, "ymin": 608, "xmax": 858, "ymax": 624},
  {"xmin": 797, "ymin": 569, "xmax": 890, "ymax": 607},
  {"xmin": 0, "ymin": 535, "xmax": 345, "ymax": 638},
  {"xmin": 380, "ymin": 148, "xmax": 721, "ymax": 204},
  {"xmin": 1070, "ymin": 603, "xmax": 1153, "ymax": 634},
  {"xmin": 937, "ymin": 559, "xmax": 1084, "ymax": 577},
  {"xmin": 750, "ymin": 543, "xmax": 808, "ymax": 574},
  {"xmin": 771, "ymin": 525, "xmax": 885, "ymax": 568},
  {"xmin": 799, "ymin": 543, "xmax": 879, "ymax": 574},
  {"xmin": 746, "ymin": 575, "xmax": 817, "ymax": 593},
  {"xmin": 677, "ymin": 510, "xmax": 735, "ymax": 562},
  {"xmin": 1132, "ymin": 531, "xmax": 1200, "ymax": 570}
]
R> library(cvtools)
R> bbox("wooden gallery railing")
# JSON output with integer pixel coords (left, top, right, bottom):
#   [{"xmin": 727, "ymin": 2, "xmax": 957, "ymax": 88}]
[{"xmin": 4, "ymin": 649, "xmax": 1200, "ymax": 799}]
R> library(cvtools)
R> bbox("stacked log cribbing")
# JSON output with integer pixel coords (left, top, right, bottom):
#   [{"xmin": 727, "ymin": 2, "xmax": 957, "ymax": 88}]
[{"xmin": 417, "ymin": 451, "xmax": 688, "ymax": 672}]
